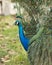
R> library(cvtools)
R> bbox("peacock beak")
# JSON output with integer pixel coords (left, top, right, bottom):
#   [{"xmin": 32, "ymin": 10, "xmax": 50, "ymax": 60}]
[
  {"xmin": 15, "ymin": 21, "xmax": 17, "ymax": 25},
  {"xmin": 15, "ymin": 22, "xmax": 17, "ymax": 25},
  {"xmin": 15, "ymin": 21, "xmax": 19, "ymax": 25}
]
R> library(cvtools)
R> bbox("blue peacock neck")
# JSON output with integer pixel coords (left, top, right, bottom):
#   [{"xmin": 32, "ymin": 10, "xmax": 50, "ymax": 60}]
[{"xmin": 18, "ymin": 24, "xmax": 29, "ymax": 51}]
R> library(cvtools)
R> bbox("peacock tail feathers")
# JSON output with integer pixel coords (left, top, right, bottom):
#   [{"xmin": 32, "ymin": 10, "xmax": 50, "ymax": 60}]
[{"xmin": 28, "ymin": 24, "xmax": 52, "ymax": 65}]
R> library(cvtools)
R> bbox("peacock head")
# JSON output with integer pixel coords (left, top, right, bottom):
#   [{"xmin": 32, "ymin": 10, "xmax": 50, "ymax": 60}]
[
  {"xmin": 15, "ymin": 16, "xmax": 22, "ymax": 27},
  {"xmin": 15, "ymin": 20, "xmax": 22, "ymax": 26}
]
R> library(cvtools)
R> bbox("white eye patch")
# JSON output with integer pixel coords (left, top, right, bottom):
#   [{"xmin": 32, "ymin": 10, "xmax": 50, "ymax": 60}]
[{"xmin": 17, "ymin": 22, "xmax": 19, "ymax": 25}]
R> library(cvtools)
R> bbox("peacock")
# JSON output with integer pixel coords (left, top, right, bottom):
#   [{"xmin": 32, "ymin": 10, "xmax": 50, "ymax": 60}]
[
  {"xmin": 15, "ymin": 16, "xmax": 44, "ymax": 51},
  {"xmin": 15, "ymin": 16, "xmax": 29, "ymax": 51},
  {"xmin": 15, "ymin": 16, "xmax": 52, "ymax": 65}
]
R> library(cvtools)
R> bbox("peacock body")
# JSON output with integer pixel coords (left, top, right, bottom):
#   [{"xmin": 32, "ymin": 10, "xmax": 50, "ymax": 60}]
[{"xmin": 15, "ymin": 20, "xmax": 29, "ymax": 51}]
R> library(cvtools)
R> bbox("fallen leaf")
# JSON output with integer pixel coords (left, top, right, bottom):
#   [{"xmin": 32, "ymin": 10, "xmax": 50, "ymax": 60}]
[{"xmin": 1, "ymin": 55, "xmax": 10, "ymax": 63}]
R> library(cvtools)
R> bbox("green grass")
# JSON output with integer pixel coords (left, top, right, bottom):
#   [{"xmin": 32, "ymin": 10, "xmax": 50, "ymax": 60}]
[{"xmin": 0, "ymin": 16, "xmax": 30, "ymax": 65}]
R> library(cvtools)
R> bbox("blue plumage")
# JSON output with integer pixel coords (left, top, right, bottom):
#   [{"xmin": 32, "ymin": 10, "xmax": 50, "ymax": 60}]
[{"xmin": 15, "ymin": 20, "xmax": 29, "ymax": 51}]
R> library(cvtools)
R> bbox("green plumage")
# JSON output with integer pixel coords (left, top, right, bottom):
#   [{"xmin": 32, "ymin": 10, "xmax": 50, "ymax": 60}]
[
  {"xmin": 27, "ymin": 0, "xmax": 52, "ymax": 65},
  {"xmin": 28, "ymin": 22, "xmax": 52, "ymax": 65}
]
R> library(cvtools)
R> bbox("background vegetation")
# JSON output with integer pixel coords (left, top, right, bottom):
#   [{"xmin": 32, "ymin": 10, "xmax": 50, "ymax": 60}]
[{"xmin": 0, "ymin": 16, "xmax": 30, "ymax": 65}]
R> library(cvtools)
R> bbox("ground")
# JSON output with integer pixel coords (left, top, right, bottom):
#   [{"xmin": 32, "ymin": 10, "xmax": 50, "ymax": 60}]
[{"xmin": 0, "ymin": 16, "xmax": 30, "ymax": 65}]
